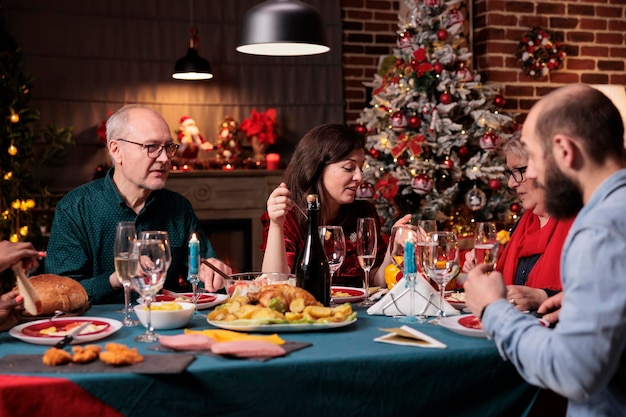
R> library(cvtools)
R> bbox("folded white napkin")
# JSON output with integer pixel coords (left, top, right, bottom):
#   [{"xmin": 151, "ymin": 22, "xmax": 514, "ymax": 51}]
[
  {"xmin": 375, "ymin": 325, "xmax": 447, "ymax": 349},
  {"xmin": 367, "ymin": 275, "xmax": 459, "ymax": 317}
]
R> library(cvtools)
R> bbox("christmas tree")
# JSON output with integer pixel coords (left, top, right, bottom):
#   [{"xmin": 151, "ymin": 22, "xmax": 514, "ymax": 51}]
[
  {"xmin": 0, "ymin": 19, "xmax": 73, "ymax": 244},
  {"xmin": 356, "ymin": 0, "xmax": 520, "ymax": 235}
]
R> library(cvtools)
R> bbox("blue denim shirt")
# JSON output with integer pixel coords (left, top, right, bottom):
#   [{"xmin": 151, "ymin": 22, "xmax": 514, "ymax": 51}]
[
  {"xmin": 483, "ymin": 169, "xmax": 626, "ymax": 417},
  {"xmin": 46, "ymin": 168, "xmax": 216, "ymax": 304}
]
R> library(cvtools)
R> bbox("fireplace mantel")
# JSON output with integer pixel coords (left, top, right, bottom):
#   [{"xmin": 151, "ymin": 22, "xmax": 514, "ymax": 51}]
[{"xmin": 166, "ymin": 170, "xmax": 283, "ymax": 271}]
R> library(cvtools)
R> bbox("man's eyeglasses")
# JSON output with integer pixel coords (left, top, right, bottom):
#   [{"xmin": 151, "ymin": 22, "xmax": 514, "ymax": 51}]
[
  {"xmin": 116, "ymin": 138, "xmax": 179, "ymax": 159},
  {"xmin": 503, "ymin": 166, "xmax": 527, "ymax": 182}
]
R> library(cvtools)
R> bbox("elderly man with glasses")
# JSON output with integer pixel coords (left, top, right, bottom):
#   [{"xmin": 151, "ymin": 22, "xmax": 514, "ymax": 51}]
[{"xmin": 46, "ymin": 105, "xmax": 231, "ymax": 304}]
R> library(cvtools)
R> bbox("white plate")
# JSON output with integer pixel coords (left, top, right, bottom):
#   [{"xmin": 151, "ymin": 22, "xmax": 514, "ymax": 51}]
[
  {"xmin": 331, "ymin": 286, "xmax": 366, "ymax": 303},
  {"xmin": 207, "ymin": 318, "xmax": 357, "ymax": 333},
  {"xmin": 444, "ymin": 292, "xmax": 467, "ymax": 310},
  {"xmin": 438, "ymin": 315, "xmax": 486, "ymax": 338},
  {"xmin": 9, "ymin": 317, "xmax": 123, "ymax": 345},
  {"xmin": 138, "ymin": 292, "xmax": 228, "ymax": 310}
]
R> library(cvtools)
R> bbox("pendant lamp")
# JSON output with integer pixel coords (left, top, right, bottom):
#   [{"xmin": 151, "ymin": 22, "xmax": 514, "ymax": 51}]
[
  {"xmin": 172, "ymin": 0, "xmax": 213, "ymax": 80},
  {"xmin": 237, "ymin": 0, "xmax": 329, "ymax": 56}
]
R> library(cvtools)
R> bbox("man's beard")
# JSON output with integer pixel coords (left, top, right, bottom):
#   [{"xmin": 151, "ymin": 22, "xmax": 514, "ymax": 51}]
[{"xmin": 541, "ymin": 157, "xmax": 583, "ymax": 219}]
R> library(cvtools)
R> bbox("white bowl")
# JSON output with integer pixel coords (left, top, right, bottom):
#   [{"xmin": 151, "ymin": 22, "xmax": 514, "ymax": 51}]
[{"xmin": 133, "ymin": 301, "xmax": 195, "ymax": 330}]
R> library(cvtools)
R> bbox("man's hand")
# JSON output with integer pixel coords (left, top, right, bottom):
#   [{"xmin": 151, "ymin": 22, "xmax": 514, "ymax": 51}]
[
  {"xmin": 0, "ymin": 290, "xmax": 24, "ymax": 332},
  {"xmin": 0, "ymin": 241, "xmax": 39, "ymax": 274},
  {"xmin": 537, "ymin": 292, "xmax": 563, "ymax": 326},
  {"xmin": 199, "ymin": 258, "xmax": 232, "ymax": 292},
  {"xmin": 464, "ymin": 263, "xmax": 507, "ymax": 318}
]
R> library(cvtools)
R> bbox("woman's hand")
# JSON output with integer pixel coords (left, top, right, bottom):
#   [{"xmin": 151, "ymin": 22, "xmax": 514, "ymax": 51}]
[
  {"xmin": 266, "ymin": 183, "xmax": 294, "ymax": 227},
  {"xmin": 505, "ymin": 285, "xmax": 549, "ymax": 312},
  {"xmin": 462, "ymin": 249, "xmax": 476, "ymax": 273}
]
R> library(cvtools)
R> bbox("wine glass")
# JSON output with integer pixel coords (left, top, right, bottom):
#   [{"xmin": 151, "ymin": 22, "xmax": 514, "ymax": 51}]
[
  {"xmin": 420, "ymin": 231, "xmax": 460, "ymax": 324},
  {"xmin": 474, "ymin": 222, "xmax": 499, "ymax": 267},
  {"xmin": 389, "ymin": 225, "xmax": 421, "ymax": 322},
  {"xmin": 113, "ymin": 221, "xmax": 139, "ymax": 326},
  {"xmin": 356, "ymin": 217, "xmax": 377, "ymax": 307},
  {"xmin": 130, "ymin": 238, "xmax": 168, "ymax": 342},
  {"xmin": 318, "ymin": 226, "xmax": 346, "ymax": 299},
  {"xmin": 138, "ymin": 230, "xmax": 172, "ymax": 278}
]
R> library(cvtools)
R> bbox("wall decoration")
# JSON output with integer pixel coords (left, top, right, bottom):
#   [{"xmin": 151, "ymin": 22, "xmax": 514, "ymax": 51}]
[{"xmin": 516, "ymin": 26, "xmax": 566, "ymax": 78}]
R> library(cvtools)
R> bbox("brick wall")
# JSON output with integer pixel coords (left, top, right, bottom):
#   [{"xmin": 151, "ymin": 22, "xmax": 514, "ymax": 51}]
[{"xmin": 341, "ymin": 0, "xmax": 626, "ymax": 124}]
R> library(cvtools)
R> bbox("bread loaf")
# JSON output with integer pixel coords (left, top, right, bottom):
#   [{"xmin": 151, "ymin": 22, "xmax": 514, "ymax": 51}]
[{"xmin": 23, "ymin": 274, "xmax": 89, "ymax": 316}]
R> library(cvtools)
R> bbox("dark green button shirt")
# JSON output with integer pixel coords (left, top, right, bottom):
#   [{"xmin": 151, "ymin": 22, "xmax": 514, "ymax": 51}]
[{"xmin": 45, "ymin": 168, "xmax": 216, "ymax": 304}]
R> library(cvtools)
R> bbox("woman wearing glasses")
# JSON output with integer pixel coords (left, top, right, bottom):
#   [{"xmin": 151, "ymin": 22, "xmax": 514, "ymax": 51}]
[
  {"xmin": 45, "ymin": 105, "xmax": 232, "ymax": 304},
  {"xmin": 463, "ymin": 133, "xmax": 575, "ymax": 312}
]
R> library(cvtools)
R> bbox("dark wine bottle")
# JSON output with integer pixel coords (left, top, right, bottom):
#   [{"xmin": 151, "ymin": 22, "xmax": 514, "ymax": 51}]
[{"xmin": 295, "ymin": 194, "xmax": 331, "ymax": 306}]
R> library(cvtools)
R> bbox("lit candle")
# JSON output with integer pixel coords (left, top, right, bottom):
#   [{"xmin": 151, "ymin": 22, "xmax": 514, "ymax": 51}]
[
  {"xmin": 222, "ymin": 163, "xmax": 234, "ymax": 171},
  {"xmin": 188, "ymin": 232, "xmax": 199, "ymax": 275},
  {"xmin": 266, "ymin": 153, "xmax": 280, "ymax": 170}
]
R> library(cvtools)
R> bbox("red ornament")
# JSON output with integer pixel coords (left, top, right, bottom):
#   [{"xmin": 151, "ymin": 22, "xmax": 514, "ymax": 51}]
[
  {"xmin": 356, "ymin": 182, "xmax": 375, "ymax": 200},
  {"xmin": 488, "ymin": 178, "xmax": 502, "ymax": 190},
  {"xmin": 457, "ymin": 146, "xmax": 469, "ymax": 157},
  {"xmin": 439, "ymin": 92, "xmax": 452, "ymax": 105},
  {"xmin": 398, "ymin": 31, "xmax": 413, "ymax": 49},
  {"xmin": 411, "ymin": 173, "xmax": 434, "ymax": 195},
  {"xmin": 396, "ymin": 157, "xmax": 406, "ymax": 167},
  {"xmin": 433, "ymin": 62, "xmax": 444, "ymax": 74},
  {"xmin": 480, "ymin": 131, "xmax": 500, "ymax": 150},
  {"xmin": 355, "ymin": 124, "xmax": 367, "ymax": 135},
  {"xmin": 408, "ymin": 115, "xmax": 421, "ymax": 128},
  {"xmin": 391, "ymin": 111, "xmax": 408, "ymax": 131},
  {"xmin": 442, "ymin": 158, "xmax": 454, "ymax": 170},
  {"xmin": 510, "ymin": 202, "xmax": 522, "ymax": 214},
  {"xmin": 437, "ymin": 29, "xmax": 449, "ymax": 41},
  {"xmin": 494, "ymin": 95, "xmax": 506, "ymax": 107},
  {"xmin": 369, "ymin": 148, "xmax": 380, "ymax": 159}
]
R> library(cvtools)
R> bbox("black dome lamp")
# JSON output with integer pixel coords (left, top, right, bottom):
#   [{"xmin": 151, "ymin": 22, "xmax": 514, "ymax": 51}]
[
  {"xmin": 172, "ymin": 27, "xmax": 213, "ymax": 80},
  {"xmin": 237, "ymin": 0, "xmax": 329, "ymax": 56}
]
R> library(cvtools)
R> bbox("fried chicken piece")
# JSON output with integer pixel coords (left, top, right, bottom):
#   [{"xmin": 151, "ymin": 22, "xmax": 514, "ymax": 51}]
[
  {"xmin": 71, "ymin": 344, "xmax": 102, "ymax": 364},
  {"xmin": 255, "ymin": 284, "xmax": 319, "ymax": 310},
  {"xmin": 99, "ymin": 342, "xmax": 144, "ymax": 366},
  {"xmin": 42, "ymin": 347, "xmax": 72, "ymax": 366}
]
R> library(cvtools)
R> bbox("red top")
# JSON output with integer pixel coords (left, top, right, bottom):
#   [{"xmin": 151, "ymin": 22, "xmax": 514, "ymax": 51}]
[{"xmin": 260, "ymin": 200, "xmax": 387, "ymax": 287}]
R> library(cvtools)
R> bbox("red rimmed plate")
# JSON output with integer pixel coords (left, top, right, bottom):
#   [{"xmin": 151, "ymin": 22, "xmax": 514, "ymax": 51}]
[
  {"xmin": 331, "ymin": 286, "xmax": 366, "ymax": 304},
  {"xmin": 438, "ymin": 315, "xmax": 486, "ymax": 338},
  {"xmin": 444, "ymin": 291, "xmax": 467, "ymax": 310},
  {"xmin": 9, "ymin": 317, "xmax": 122, "ymax": 345},
  {"xmin": 139, "ymin": 293, "xmax": 227, "ymax": 310}
]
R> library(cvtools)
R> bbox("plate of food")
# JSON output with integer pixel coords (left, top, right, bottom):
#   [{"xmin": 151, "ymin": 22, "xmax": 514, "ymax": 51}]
[
  {"xmin": 138, "ymin": 292, "xmax": 227, "ymax": 310},
  {"xmin": 331, "ymin": 286, "xmax": 366, "ymax": 303},
  {"xmin": 444, "ymin": 291, "xmax": 467, "ymax": 310},
  {"xmin": 438, "ymin": 314, "xmax": 486, "ymax": 338},
  {"xmin": 9, "ymin": 317, "xmax": 123, "ymax": 345},
  {"xmin": 207, "ymin": 317, "xmax": 357, "ymax": 333}
]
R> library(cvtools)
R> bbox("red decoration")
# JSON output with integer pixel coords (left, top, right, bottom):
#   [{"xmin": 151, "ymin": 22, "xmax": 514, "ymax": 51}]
[
  {"xmin": 510, "ymin": 202, "xmax": 522, "ymax": 214},
  {"xmin": 408, "ymin": 115, "xmax": 421, "ymax": 128},
  {"xmin": 433, "ymin": 62, "xmax": 444, "ymax": 74},
  {"xmin": 391, "ymin": 133, "xmax": 426, "ymax": 158},
  {"xmin": 369, "ymin": 148, "xmax": 380, "ymax": 159},
  {"xmin": 442, "ymin": 157, "xmax": 454, "ymax": 170},
  {"xmin": 239, "ymin": 108, "xmax": 278, "ymax": 145},
  {"xmin": 437, "ymin": 29, "xmax": 449, "ymax": 41},
  {"xmin": 439, "ymin": 92, "xmax": 452, "ymax": 105},
  {"xmin": 398, "ymin": 31, "xmax": 413, "ymax": 49},
  {"xmin": 458, "ymin": 146, "xmax": 469, "ymax": 157},
  {"xmin": 355, "ymin": 124, "xmax": 367, "ymax": 135},
  {"xmin": 396, "ymin": 157, "xmax": 406, "ymax": 167},
  {"xmin": 390, "ymin": 111, "xmax": 408, "ymax": 131},
  {"xmin": 375, "ymin": 174, "xmax": 399, "ymax": 202},
  {"xmin": 494, "ymin": 95, "xmax": 506, "ymax": 107},
  {"xmin": 411, "ymin": 173, "xmax": 434, "ymax": 195},
  {"xmin": 480, "ymin": 131, "xmax": 501, "ymax": 150},
  {"xmin": 96, "ymin": 111, "xmax": 113, "ymax": 144},
  {"xmin": 488, "ymin": 178, "xmax": 502, "ymax": 190},
  {"xmin": 356, "ymin": 182, "xmax": 375, "ymax": 200}
]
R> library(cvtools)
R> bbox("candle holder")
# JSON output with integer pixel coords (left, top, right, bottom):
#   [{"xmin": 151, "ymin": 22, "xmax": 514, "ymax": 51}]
[{"xmin": 188, "ymin": 233, "xmax": 203, "ymax": 319}]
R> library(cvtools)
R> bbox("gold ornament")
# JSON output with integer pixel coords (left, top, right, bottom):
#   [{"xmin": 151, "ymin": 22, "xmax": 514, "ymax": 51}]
[{"xmin": 8, "ymin": 144, "xmax": 17, "ymax": 156}]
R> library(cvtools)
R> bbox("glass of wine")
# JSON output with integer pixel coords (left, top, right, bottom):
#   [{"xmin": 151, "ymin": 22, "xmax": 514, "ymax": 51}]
[
  {"xmin": 356, "ymin": 217, "xmax": 377, "ymax": 307},
  {"xmin": 420, "ymin": 231, "xmax": 460, "ymax": 324},
  {"xmin": 138, "ymin": 230, "xmax": 172, "ymax": 278},
  {"xmin": 415, "ymin": 219, "xmax": 437, "ymax": 274},
  {"xmin": 130, "ymin": 238, "xmax": 168, "ymax": 342},
  {"xmin": 113, "ymin": 221, "xmax": 139, "ymax": 327},
  {"xmin": 474, "ymin": 222, "xmax": 499, "ymax": 267},
  {"xmin": 389, "ymin": 225, "xmax": 421, "ymax": 322},
  {"xmin": 318, "ymin": 226, "xmax": 346, "ymax": 298}
]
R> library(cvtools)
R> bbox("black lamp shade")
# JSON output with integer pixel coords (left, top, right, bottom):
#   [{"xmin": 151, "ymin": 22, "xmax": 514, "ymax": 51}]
[
  {"xmin": 172, "ymin": 48, "xmax": 213, "ymax": 80},
  {"xmin": 237, "ymin": 0, "xmax": 329, "ymax": 56}
]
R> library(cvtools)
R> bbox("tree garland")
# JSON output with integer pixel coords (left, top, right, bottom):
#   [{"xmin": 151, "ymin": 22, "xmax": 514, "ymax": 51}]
[{"xmin": 516, "ymin": 26, "xmax": 565, "ymax": 78}]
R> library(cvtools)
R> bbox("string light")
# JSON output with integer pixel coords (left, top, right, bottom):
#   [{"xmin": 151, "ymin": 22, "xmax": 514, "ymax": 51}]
[{"xmin": 8, "ymin": 144, "xmax": 17, "ymax": 156}]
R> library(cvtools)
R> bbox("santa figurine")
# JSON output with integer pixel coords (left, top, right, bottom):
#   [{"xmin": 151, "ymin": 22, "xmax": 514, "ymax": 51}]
[{"xmin": 177, "ymin": 116, "xmax": 212, "ymax": 159}]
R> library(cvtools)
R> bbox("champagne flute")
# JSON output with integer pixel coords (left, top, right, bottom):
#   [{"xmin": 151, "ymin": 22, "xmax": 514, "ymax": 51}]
[
  {"xmin": 130, "ymin": 238, "xmax": 167, "ymax": 342},
  {"xmin": 113, "ymin": 221, "xmax": 139, "ymax": 326},
  {"xmin": 415, "ymin": 219, "xmax": 437, "ymax": 276},
  {"xmin": 318, "ymin": 226, "xmax": 346, "ymax": 301},
  {"xmin": 356, "ymin": 217, "xmax": 377, "ymax": 307},
  {"xmin": 474, "ymin": 222, "xmax": 499, "ymax": 267},
  {"xmin": 420, "ymin": 231, "xmax": 460, "ymax": 324}
]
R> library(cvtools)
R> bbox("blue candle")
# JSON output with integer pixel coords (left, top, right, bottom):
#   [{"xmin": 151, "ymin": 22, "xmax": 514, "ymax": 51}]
[
  {"xmin": 404, "ymin": 239, "xmax": 416, "ymax": 275},
  {"xmin": 188, "ymin": 232, "xmax": 199, "ymax": 275}
]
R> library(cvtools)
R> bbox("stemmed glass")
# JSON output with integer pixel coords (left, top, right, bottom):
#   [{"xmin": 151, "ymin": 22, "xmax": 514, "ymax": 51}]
[
  {"xmin": 420, "ymin": 231, "xmax": 460, "ymax": 324},
  {"xmin": 474, "ymin": 222, "xmax": 499, "ymax": 267},
  {"xmin": 318, "ymin": 226, "xmax": 346, "ymax": 301},
  {"xmin": 130, "ymin": 238, "xmax": 167, "ymax": 342},
  {"xmin": 138, "ymin": 230, "xmax": 172, "ymax": 279},
  {"xmin": 356, "ymin": 217, "xmax": 377, "ymax": 307},
  {"xmin": 389, "ymin": 224, "xmax": 422, "ymax": 322},
  {"xmin": 415, "ymin": 219, "xmax": 437, "ymax": 272},
  {"xmin": 113, "ymin": 221, "xmax": 139, "ymax": 327}
]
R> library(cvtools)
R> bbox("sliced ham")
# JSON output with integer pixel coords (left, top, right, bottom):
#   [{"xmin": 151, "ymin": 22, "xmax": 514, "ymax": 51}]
[
  {"xmin": 211, "ymin": 340, "xmax": 286, "ymax": 358},
  {"xmin": 158, "ymin": 334, "xmax": 215, "ymax": 351}
]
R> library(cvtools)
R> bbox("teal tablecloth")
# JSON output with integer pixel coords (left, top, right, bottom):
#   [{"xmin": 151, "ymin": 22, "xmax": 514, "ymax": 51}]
[{"xmin": 0, "ymin": 304, "xmax": 539, "ymax": 417}]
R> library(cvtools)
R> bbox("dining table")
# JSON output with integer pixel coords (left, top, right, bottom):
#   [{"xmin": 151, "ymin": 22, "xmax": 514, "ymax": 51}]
[{"xmin": 0, "ymin": 302, "xmax": 539, "ymax": 417}]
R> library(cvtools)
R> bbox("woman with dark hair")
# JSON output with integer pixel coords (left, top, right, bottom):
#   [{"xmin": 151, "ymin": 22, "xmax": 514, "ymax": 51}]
[{"xmin": 261, "ymin": 124, "xmax": 410, "ymax": 288}]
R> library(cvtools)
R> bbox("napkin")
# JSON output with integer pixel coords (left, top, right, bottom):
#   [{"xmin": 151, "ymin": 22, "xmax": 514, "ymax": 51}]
[
  {"xmin": 375, "ymin": 325, "xmax": 446, "ymax": 349},
  {"xmin": 367, "ymin": 275, "xmax": 459, "ymax": 317}
]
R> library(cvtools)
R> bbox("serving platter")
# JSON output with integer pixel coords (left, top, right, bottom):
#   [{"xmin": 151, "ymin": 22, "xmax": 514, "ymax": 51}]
[
  {"xmin": 138, "ymin": 292, "xmax": 227, "ymax": 310},
  {"xmin": 438, "ymin": 315, "xmax": 486, "ymax": 338},
  {"xmin": 331, "ymin": 286, "xmax": 366, "ymax": 303},
  {"xmin": 207, "ymin": 317, "xmax": 357, "ymax": 333},
  {"xmin": 9, "ymin": 317, "xmax": 123, "ymax": 345}
]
